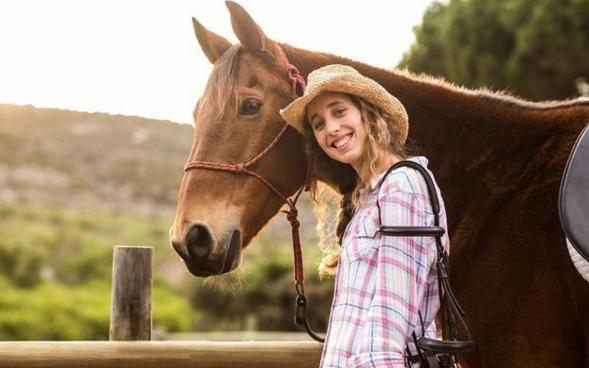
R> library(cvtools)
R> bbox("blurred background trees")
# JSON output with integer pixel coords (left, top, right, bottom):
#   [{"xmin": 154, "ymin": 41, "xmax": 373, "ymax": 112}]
[{"xmin": 399, "ymin": 0, "xmax": 589, "ymax": 101}]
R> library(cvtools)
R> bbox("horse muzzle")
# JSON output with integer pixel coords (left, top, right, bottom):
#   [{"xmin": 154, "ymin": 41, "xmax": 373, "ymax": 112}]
[{"xmin": 171, "ymin": 223, "xmax": 242, "ymax": 277}]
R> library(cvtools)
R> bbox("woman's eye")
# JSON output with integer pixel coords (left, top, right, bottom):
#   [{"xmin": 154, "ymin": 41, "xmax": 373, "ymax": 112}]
[
  {"xmin": 334, "ymin": 108, "xmax": 346, "ymax": 117},
  {"xmin": 313, "ymin": 120, "xmax": 324, "ymax": 131},
  {"xmin": 239, "ymin": 99, "xmax": 263, "ymax": 116}
]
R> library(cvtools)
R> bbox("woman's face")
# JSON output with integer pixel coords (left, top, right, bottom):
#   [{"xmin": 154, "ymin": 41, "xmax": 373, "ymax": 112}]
[{"xmin": 306, "ymin": 92, "xmax": 368, "ymax": 173}]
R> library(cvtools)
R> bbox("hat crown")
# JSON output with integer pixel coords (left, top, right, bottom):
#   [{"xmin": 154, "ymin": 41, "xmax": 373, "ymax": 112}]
[{"xmin": 305, "ymin": 64, "xmax": 359, "ymax": 95}]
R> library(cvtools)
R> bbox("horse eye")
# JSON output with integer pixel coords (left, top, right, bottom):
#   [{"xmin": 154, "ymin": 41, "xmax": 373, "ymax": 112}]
[{"xmin": 239, "ymin": 99, "xmax": 263, "ymax": 116}]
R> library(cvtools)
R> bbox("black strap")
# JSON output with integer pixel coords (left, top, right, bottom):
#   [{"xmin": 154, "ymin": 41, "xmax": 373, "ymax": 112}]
[
  {"xmin": 374, "ymin": 159, "xmax": 475, "ymax": 363},
  {"xmin": 380, "ymin": 226, "xmax": 445, "ymax": 237}
]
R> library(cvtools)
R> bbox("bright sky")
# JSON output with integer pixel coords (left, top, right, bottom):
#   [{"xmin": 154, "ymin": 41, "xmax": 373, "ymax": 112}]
[{"xmin": 0, "ymin": 0, "xmax": 436, "ymax": 124}]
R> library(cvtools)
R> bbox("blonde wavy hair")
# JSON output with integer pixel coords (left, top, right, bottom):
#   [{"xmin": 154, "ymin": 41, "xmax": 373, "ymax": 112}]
[{"xmin": 303, "ymin": 93, "xmax": 416, "ymax": 277}]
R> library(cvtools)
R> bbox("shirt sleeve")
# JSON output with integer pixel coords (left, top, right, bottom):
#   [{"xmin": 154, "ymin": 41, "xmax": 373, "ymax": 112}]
[{"xmin": 347, "ymin": 189, "xmax": 435, "ymax": 368}]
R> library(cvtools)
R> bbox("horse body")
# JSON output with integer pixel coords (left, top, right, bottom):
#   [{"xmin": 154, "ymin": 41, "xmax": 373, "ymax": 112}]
[
  {"xmin": 282, "ymin": 44, "xmax": 589, "ymax": 367},
  {"xmin": 172, "ymin": 2, "xmax": 589, "ymax": 366}
]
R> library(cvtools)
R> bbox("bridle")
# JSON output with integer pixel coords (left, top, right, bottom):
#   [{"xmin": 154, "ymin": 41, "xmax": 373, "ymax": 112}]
[{"xmin": 183, "ymin": 45, "xmax": 325, "ymax": 342}]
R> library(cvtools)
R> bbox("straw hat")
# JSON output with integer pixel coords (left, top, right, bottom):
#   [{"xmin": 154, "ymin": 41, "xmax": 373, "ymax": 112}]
[{"xmin": 279, "ymin": 64, "xmax": 408, "ymax": 144}]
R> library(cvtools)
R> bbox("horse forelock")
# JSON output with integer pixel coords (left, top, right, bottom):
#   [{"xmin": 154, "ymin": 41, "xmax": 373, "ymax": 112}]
[
  {"xmin": 195, "ymin": 45, "xmax": 292, "ymax": 126},
  {"xmin": 196, "ymin": 45, "xmax": 243, "ymax": 124}
]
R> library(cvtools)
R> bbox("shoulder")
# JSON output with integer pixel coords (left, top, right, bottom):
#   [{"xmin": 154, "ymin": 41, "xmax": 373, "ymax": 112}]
[
  {"xmin": 377, "ymin": 156, "xmax": 432, "ymax": 197},
  {"xmin": 375, "ymin": 156, "xmax": 442, "ymax": 216}
]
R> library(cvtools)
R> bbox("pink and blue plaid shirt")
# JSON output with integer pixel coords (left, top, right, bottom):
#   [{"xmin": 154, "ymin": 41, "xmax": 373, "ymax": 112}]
[{"xmin": 320, "ymin": 156, "xmax": 450, "ymax": 368}]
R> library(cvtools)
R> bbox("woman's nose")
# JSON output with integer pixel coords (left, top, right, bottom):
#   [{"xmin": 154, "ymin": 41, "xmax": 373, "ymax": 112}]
[{"xmin": 325, "ymin": 118, "xmax": 340, "ymax": 134}]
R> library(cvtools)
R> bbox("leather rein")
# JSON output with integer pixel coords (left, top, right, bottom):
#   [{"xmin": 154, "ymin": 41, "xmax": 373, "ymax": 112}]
[{"xmin": 183, "ymin": 46, "xmax": 325, "ymax": 342}]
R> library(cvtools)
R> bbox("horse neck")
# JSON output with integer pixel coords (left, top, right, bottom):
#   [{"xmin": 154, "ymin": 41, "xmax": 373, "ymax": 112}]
[{"xmin": 281, "ymin": 43, "xmax": 589, "ymax": 194}]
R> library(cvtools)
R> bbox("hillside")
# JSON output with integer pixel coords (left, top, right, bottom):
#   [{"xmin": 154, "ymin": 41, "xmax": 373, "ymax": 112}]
[
  {"xmin": 0, "ymin": 102, "xmax": 323, "ymax": 244},
  {"xmin": 0, "ymin": 103, "xmax": 192, "ymax": 216}
]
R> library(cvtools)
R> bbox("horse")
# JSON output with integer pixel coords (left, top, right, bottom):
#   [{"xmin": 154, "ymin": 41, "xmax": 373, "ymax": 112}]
[{"xmin": 170, "ymin": 2, "xmax": 589, "ymax": 367}]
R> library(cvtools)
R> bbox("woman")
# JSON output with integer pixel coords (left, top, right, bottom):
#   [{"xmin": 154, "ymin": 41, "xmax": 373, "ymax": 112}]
[{"xmin": 280, "ymin": 65, "xmax": 450, "ymax": 367}]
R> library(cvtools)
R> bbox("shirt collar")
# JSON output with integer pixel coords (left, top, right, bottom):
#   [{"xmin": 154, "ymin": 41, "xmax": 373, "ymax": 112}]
[{"xmin": 368, "ymin": 155, "xmax": 429, "ymax": 191}]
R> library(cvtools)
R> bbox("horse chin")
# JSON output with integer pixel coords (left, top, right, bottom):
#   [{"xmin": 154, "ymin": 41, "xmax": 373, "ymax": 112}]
[{"xmin": 184, "ymin": 228, "xmax": 242, "ymax": 277}]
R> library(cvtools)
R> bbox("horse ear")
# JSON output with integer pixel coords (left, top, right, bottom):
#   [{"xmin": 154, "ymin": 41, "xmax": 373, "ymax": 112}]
[
  {"xmin": 192, "ymin": 17, "xmax": 232, "ymax": 64},
  {"xmin": 225, "ymin": 1, "xmax": 272, "ymax": 51}
]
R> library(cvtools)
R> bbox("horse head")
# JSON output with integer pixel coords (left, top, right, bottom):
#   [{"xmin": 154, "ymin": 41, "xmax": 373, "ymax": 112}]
[{"xmin": 170, "ymin": 2, "xmax": 307, "ymax": 277}]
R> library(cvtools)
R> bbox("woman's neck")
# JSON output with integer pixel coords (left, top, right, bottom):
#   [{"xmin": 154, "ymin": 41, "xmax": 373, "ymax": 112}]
[{"xmin": 354, "ymin": 152, "xmax": 403, "ymax": 184}]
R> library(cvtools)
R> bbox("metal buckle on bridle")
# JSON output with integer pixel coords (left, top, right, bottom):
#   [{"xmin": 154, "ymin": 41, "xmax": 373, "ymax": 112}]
[{"xmin": 293, "ymin": 282, "xmax": 325, "ymax": 342}]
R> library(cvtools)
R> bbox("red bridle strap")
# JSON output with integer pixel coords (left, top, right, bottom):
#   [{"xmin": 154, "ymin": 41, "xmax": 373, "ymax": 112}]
[
  {"xmin": 276, "ymin": 45, "xmax": 306, "ymax": 98},
  {"xmin": 184, "ymin": 122, "xmax": 305, "ymax": 283},
  {"xmin": 184, "ymin": 122, "xmax": 293, "ymax": 205},
  {"xmin": 183, "ymin": 45, "xmax": 307, "ymax": 284}
]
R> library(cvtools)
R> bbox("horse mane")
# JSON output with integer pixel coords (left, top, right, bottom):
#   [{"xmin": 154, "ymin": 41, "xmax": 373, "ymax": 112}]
[
  {"xmin": 393, "ymin": 68, "xmax": 589, "ymax": 111},
  {"xmin": 281, "ymin": 43, "xmax": 589, "ymax": 116}
]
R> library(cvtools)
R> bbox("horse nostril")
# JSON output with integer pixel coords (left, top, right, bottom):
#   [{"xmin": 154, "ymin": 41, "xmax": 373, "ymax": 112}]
[{"xmin": 185, "ymin": 224, "xmax": 213, "ymax": 259}]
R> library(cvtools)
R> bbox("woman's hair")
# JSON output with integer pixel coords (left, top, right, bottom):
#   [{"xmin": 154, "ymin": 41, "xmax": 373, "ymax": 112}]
[{"xmin": 303, "ymin": 93, "xmax": 418, "ymax": 277}]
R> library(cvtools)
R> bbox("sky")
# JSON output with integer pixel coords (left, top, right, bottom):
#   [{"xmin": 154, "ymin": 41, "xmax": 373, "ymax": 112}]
[{"xmin": 0, "ymin": 0, "xmax": 437, "ymax": 124}]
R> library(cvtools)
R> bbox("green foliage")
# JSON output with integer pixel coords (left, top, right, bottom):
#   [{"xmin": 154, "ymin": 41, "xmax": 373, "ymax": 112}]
[
  {"xmin": 0, "ymin": 278, "xmax": 111, "ymax": 340},
  {"xmin": 0, "ymin": 202, "xmax": 179, "ymax": 286},
  {"xmin": 399, "ymin": 0, "xmax": 589, "ymax": 100},
  {"xmin": 0, "ymin": 203, "xmax": 193, "ymax": 339},
  {"xmin": 153, "ymin": 281, "xmax": 194, "ymax": 333},
  {"xmin": 0, "ymin": 278, "xmax": 192, "ymax": 340}
]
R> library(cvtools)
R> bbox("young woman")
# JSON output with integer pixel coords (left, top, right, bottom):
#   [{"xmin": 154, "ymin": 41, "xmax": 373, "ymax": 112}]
[{"xmin": 280, "ymin": 64, "xmax": 450, "ymax": 367}]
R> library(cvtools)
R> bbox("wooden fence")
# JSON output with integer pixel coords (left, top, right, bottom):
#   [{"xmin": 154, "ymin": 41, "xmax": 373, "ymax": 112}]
[{"xmin": 0, "ymin": 246, "xmax": 322, "ymax": 367}]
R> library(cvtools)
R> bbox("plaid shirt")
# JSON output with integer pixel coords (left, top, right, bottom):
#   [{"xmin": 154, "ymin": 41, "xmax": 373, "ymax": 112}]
[{"xmin": 320, "ymin": 156, "xmax": 450, "ymax": 368}]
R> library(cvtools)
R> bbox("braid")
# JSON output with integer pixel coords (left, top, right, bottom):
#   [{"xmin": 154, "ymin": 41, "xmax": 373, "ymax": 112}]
[{"xmin": 336, "ymin": 190, "xmax": 355, "ymax": 245}]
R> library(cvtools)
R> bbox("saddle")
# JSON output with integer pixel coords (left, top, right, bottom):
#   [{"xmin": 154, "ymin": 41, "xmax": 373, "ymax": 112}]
[{"xmin": 559, "ymin": 121, "xmax": 589, "ymax": 263}]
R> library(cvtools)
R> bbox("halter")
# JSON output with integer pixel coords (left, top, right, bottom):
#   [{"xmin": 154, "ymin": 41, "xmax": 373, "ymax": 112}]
[{"xmin": 183, "ymin": 46, "xmax": 325, "ymax": 342}]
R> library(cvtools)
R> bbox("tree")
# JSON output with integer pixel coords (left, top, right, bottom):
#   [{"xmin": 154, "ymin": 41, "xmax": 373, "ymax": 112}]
[{"xmin": 398, "ymin": 0, "xmax": 589, "ymax": 101}]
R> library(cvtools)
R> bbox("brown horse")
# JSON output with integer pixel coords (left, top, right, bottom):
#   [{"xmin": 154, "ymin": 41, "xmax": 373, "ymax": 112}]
[{"xmin": 170, "ymin": 2, "xmax": 589, "ymax": 367}]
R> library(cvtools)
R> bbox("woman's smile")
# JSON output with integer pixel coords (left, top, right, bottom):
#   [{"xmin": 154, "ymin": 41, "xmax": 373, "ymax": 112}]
[
  {"xmin": 332, "ymin": 132, "xmax": 353, "ymax": 149},
  {"xmin": 306, "ymin": 92, "xmax": 368, "ymax": 173}
]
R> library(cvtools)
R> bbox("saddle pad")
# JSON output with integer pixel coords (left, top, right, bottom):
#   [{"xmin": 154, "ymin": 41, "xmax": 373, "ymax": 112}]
[
  {"xmin": 559, "ymin": 121, "xmax": 589, "ymax": 263},
  {"xmin": 567, "ymin": 238, "xmax": 589, "ymax": 283}
]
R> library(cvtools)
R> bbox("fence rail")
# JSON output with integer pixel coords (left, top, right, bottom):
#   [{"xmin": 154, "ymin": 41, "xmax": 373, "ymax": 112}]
[{"xmin": 0, "ymin": 341, "xmax": 322, "ymax": 368}]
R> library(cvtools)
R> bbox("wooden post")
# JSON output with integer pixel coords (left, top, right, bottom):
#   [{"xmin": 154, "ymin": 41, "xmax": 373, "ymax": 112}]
[{"xmin": 109, "ymin": 246, "xmax": 153, "ymax": 341}]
